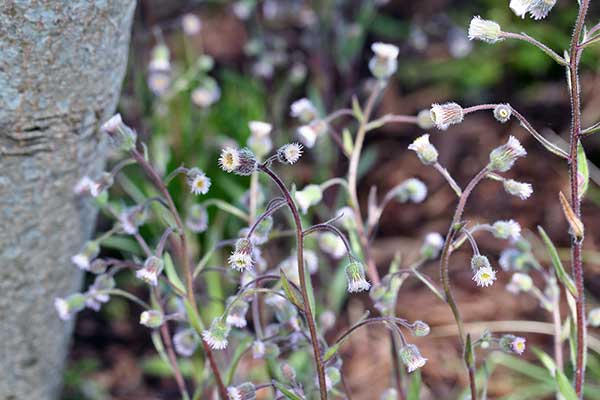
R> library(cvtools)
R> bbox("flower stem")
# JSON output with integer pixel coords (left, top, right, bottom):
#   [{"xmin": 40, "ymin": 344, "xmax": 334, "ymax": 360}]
[{"xmin": 259, "ymin": 164, "xmax": 328, "ymax": 400}]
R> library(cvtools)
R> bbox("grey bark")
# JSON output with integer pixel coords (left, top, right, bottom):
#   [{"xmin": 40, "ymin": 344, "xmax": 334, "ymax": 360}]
[{"xmin": 0, "ymin": 1, "xmax": 136, "ymax": 399}]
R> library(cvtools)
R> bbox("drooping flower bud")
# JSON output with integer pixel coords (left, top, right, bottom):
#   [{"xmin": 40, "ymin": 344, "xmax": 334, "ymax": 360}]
[
  {"xmin": 228, "ymin": 238, "xmax": 254, "ymax": 271},
  {"xmin": 54, "ymin": 293, "xmax": 86, "ymax": 321},
  {"xmin": 420, "ymin": 232, "xmax": 445, "ymax": 260},
  {"xmin": 140, "ymin": 310, "xmax": 164, "ymax": 328},
  {"xmin": 101, "ymin": 114, "xmax": 137, "ymax": 151},
  {"xmin": 118, "ymin": 205, "xmax": 146, "ymax": 235},
  {"xmin": 136, "ymin": 256, "xmax": 164, "ymax": 286},
  {"xmin": 186, "ymin": 168, "xmax": 211, "ymax": 195},
  {"xmin": 399, "ymin": 344, "xmax": 427, "ymax": 373},
  {"xmin": 408, "ymin": 134, "xmax": 438, "ymax": 165},
  {"xmin": 276, "ymin": 143, "xmax": 304, "ymax": 164},
  {"xmin": 84, "ymin": 274, "xmax": 114, "ymax": 311},
  {"xmin": 294, "ymin": 184, "xmax": 323, "ymax": 214},
  {"xmin": 368, "ymin": 42, "xmax": 399, "ymax": 80},
  {"xmin": 395, "ymin": 178, "xmax": 428, "ymax": 203},
  {"xmin": 173, "ymin": 329, "xmax": 200, "ymax": 357},
  {"xmin": 493, "ymin": 104, "xmax": 512, "ymax": 123},
  {"xmin": 492, "ymin": 220, "xmax": 522, "ymax": 241},
  {"xmin": 411, "ymin": 320, "xmax": 431, "ymax": 337},
  {"xmin": 470, "ymin": 254, "xmax": 491, "ymax": 271},
  {"xmin": 500, "ymin": 334, "xmax": 526, "ymax": 355},
  {"xmin": 503, "ymin": 179, "xmax": 533, "ymax": 200},
  {"xmin": 186, "ymin": 204, "xmax": 209, "ymax": 233},
  {"xmin": 225, "ymin": 297, "xmax": 249, "ymax": 328},
  {"xmin": 290, "ymin": 98, "xmax": 318, "ymax": 123},
  {"xmin": 430, "ymin": 102, "xmax": 464, "ymax": 130},
  {"xmin": 73, "ymin": 176, "xmax": 101, "ymax": 197},
  {"xmin": 468, "ymin": 16, "xmax": 503, "ymax": 43},
  {"xmin": 71, "ymin": 241, "xmax": 100, "ymax": 271},
  {"xmin": 88, "ymin": 258, "xmax": 108, "ymax": 275},
  {"xmin": 345, "ymin": 260, "xmax": 370, "ymax": 293},
  {"xmin": 489, "ymin": 136, "xmax": 527, "ymax": 172},
  {"xmin": 202, "ymin": 317, "xmax": 231, "ymax": 350}
]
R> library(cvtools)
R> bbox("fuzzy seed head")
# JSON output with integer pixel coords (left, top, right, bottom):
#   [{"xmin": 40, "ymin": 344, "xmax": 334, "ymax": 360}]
[
  {"xmin": 494, "ymin": 104, "xmax": 512, "ymax": 123},
  {"xmin": 202, "ymin": 318, "xmax": 230, "ymax": 350},
  {"xmin": 503, "ymin": 179, "xmax": 533, "ymax": 200},
  {"xmin": 492, "ymin": 220, "xmax": 522, "ymax": 241},
  {"xmin": 468, "ymin": 16, "xmax": 502, "ymax": 43},
  {"xmin": 489, "ymin": 136, "xmax": 527, "ymax": 172},
  {"xmin": 277, "ymin": 143, "xmax": 304, "ymax": 164},
  {"xmin": 472, "ymin": 265, "xmax": 497, "ymax": 287},
  {"xmin": 408, "ymin": 134, "xmax": 439, "ymax": 165},
  {"xmin": 345, "ymin": 260, "xmax": 370, "ymax": 293},
  {"xmin": 430, "ymin": 102, "xmax": 464, "ymax": 130},
  {"xmin": 399, "ymin": 344, "xmax": 427, "ymax": 373}
]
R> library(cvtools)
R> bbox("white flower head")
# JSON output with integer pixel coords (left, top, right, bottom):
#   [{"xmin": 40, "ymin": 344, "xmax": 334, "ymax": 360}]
[
  {"xmin": 588, "ymin": 308, "xmax": 600, "ymax": 328},
  {"xmin": 489, "ymin": 136, "xmax": 527, "ymax": 172},
  {"xmin": 248, "ymin": 120, "xmax": 272, "ymax": 138},
  {"xmin": 290, "ymin": 98, "xmax": 319, "ymax": 123},
  {"xmin": 294, "ymin": 184, "xmax": 323, "ymax": 214},
  {"xmin": 420, "ymin": 232, "xmax": 445, "ymax": 260},
  {"xmin": 220, "ymin": 147, "xmax": 257, "ymax": 176},
  {"xmin": 494, "ymin": 104, "xmax": 512, "ymax": 123},
  {"xmin": 492, "ymin": 220, "xmax": 522, "ymax": 241},
  {"xmin": 319, "ymin": 232, "xmax": 346, "ymax": 259},
  {"xmin": 74, "ymin": 176, "xmax": 101, "ymax": 197},
  {"xmin": 345, "ymin": 260, "xmax": 370, "ymax": 293},
  {"xmin": 136, "ymin": 256, "xmax": 164, "ymax": 286},
  {"xmin": 118, "ymin": 206, "xmax": 146, "ymax": 235},
  {"xmin": 399, "ymin": 344, "xmax": 427, "ymax": 373},
  {"xmin": 140, "ymin": 310, "xmax": 164, "ymax": 328},
  {"xmin": 84, "ymin": 274, "xmax": 114, "ymax": 311},
  {"xmin": 472, "ymin": 265, "xmax": 497, "ymax": 287},
  {"xmin": 468, "ymin": 16, "xmax": 503, "ymax": 43},
  {"xmin": 430, "ymin": 102, "xmax": 464, "ymax": 130},
  {"xmin": 101, "ymin": 114, "xmax": 123, "ymax": 135},
  {"xmin": 528, "ymin": 0, "xmax": 557, "ymax": 20},
  {"xmin": 369, "ymin": 42, "xmax": 399, "ymax": 80},
  {"xmin": 297, "ymin": 120, "xmax": 327, "ymax": 148},
  {"xmin": 507, "ymin": 272, "xmax": 533, "ymax": 294},
  {"xmin": 503, "ymin": 179, "xmax": 533, "ymax": 200},
  {"xmin": 396, "ymin": 178, "xmax": 428, "ymax": 203},
  {"xmin": 227, "ymin": 383, "xmax": 255, "ymax": 400},
  {"xmin": 202, "ymin": 318, "xmax": 230, "ymax": 350},
  {"xmin": 500, "ymin": 334, "xmax": 527, "ymax": 355},
  {"xmin": 219, "ymin": 147, "xmax": 241, "ymax": 173},
  {"xmin": 191, "ymin": 78, "xmax": 221, "ymax": 108},
  {"xmin": 182, "ymin": 13, "xmax": 202, "ymax": 35},
  {"xmin": 228, "ymin": 238, "xmax": 254, "ymax": 271},
  {"xmin": 173, "ymin": 329, "xmax": 200, "ymax": 357},
  {"xmin": 54, "ymin": 293, "xmax": 86, "ymax": 321},
  {"xmin": 510, "ymin": 0, "xmax": 534, "ymax": 18},
  {"xmin": 277, "ymin": 143, "xmax": 304, "ymax": 164},
  {"xmin": 408, "ymin": 134, "xmax": 439, "ymax": 165},
  {"xmin": 71, "ymin": 241, "xmax": 100, "ymax": 271},
  {"xmin": 186, "ymin": 168, "xmax": 211, "ymax": 195},
  {"xmin": 252, "ymin": 340, "xmax": 266, "ymax": 359}
]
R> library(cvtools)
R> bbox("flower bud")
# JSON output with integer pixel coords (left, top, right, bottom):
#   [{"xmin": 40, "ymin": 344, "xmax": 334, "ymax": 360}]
[
  {"xmin": 101, "ymin": 114, "xmax": 137, "ymax": 151},
  {"xmin": 84, "ymin": 274, "xmax": 114, "ymax": 311},
  {"xmin": 118, "ymin": 205, "xmax": 146, "ymax": 235},
  {"xmin": 225, "ymin": 297, "xmax": 249, "ymax": 328},
  {"xmin": 588, "ymin": 308, "xmax": 600, "ymax": 328},
  {"xmin": 489, "ymin": 136, "xmax": 527, "ymax": 172},
  {"xmin": 318, "ymin": 232, "xmax": 346, "ymax": 259},
  {"xmin": 294, "ymin": 184, "xmax": 323, "ymax": 214},
  {"xmin": 251, "ymin": 216, "xmax": 273, "ymax": 245},
  {"xmin": 202, "ymin": 318, "xmax": 231, "ymax": 350},
  {"xmin": 140, "ymin": 310, "xmax": 164, "ymax": 328},
  {"xmin": 88, "ymin": 258, "xmax": 108, "ymax": 275},
  {"xmin": 408, "ymin": 134, "xmax": 438, "ymax": 165},
  {"xmin": 420, "ymin": 232, "xmax": 445, "ymax": 260},
  {"xmin": 297, "ymin": 120, "xmax": 328, "ymax": 148},
  {"xmin": 368, "ymin": 42, "xmax": 399, "ymax": 80},
  {"xmin": 191, "ymin": 78, "xmax": 221, "ymax": 108},
  {"xmin": 136, "ymin": 256, "xmax": 164, "ymax": 286},
  {"xmin": 468, "ymin": 16, "xmax": 503, "ymax": 43},
  {"xmin": 399, "ymin": 344, "xmax": 427, "ymax": 372},
  {"xmin": 411, "ymin": 320, "xmax": 431, "ymax": 337},
  {"xmin": 264, "ymin": 342, "xmax": 281, "ymax": 358},
  {"xmin": 247, "ymin": 121, "xmax": 273, "ymax": 157},
  {"xmin": 186, "ymin": 168, "xmax": 211, "ymax": 195},
  {"xmin": 73, "ymin": 176, "xmax": 101, "ymax": 197},
  {"xmin": 345, "ymin": 260, "xmax": 370, "ymax": 293},
  {"xmin": 186, "ymin": 204, "xmax": 209, "ymax": 233},
  {"xmin": 503, "ymin": 179, "xmax": 533, "ymax": 200},
  {"xmin": 252, "ymin": 340, "xmax": 266, "ymax": 359},
  {"xmin": 281, "ymin": 362, "xmax": 297, "ymax": 383},
  {"xmin": 470, "ymin": 254, "xmax": 491, "ymax": 271},
  {"xmin": 492, "ymin": 220, "xmax": 522, "ymax": 241},
  {"xmin": 182, "ymin": 13, "xmax": 202, "ymax": 35},
  {"xmin": 430, "ymin": 102, "xmax": 464, "ymax": 130},
  {"xmin": 148, "ymin": 44, "xmax": 171, "ymax": 96},
  {"xmin": 71, "ymin": 241, "xmax": 100, "ymax": 271},
  {"xmin": 227, "ymin": 382, "xmax": 256, "ymax": 400},
  {"xmin": 506, "ymin": 272, "xmax": 533, "ymax": 294},
  {"xmin": 290, "ymin": 98, "xmax": 318, "ymax": 123},
  {"xmin": 493, "ymin": 104, "xmax": 512, "ymax": 123},
  {"xmin": 324, "ymin": 366, "xmax": 341, "ymax": 391},
  {"xmin": 417, "ymin": 109, "xmax": 434, "ymax": 129},
  {"xmin": 276, "ymin": 143, "xmax": 304, "ymax": 164},
  {"xmin": 54, "ymin": 293, "xmax": 86, "ymax": 321},
  {"xmin": 219, "ymin": 147, "xmax": 257, "ymax": 176},
  {"xmin": 228, "ymin": 238, "xmax": 254, "ymax": 271},
  {"xmin": 395, "ymin": 178, "xmax": 427, "ymax": 203},
  {"xmin": 174, "ymin": 329, "xmax": 200, "ymax": 357},
  {"xmin": 500, "ymin": 334, "xmax": 526, "ymax": 355}
]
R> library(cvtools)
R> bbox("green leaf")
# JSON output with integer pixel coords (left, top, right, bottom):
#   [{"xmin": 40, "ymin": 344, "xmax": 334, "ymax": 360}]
[
  {"xmin": 352, "ymin": 95, "xmax": 364, "ymax": 121},
  {"xmin": 412, "ymin": 269, "xmax": 445, "ymax": 301},
  {"xmin": 183, "ymin": 299, "xmax": 205, "ymax": 333},
  {"xmin": 224, "ymin": 337, "xmax": 252, "ymax": 386},
  {"xmin": 407, "ymin": 369, "xmax": 422, "ymax": 400},
  {"xmin": 531, "ymin": 347, "xmax": 557, "ymax": 374},
  {"xmin": 342, "ymin": 128, "xmax": 354, "ymax": 155},
  {"xmin": 323, "ymin": 343, "xmax": 340, "ymax": 363},
  {"xmin": 272, "ymin": 381, "xmax": 304, "ymax": 400},
  {"xmin": 280, "ymin": 269, "xmax": 303, "ymax": 310},
  {"xmin": 163, "ymin": 252, "xmax": 186, "ymax": 294},
  {"xmin": 555, "ymin": 370, "xmax": 578, "ymax": 400},
  {"xmin": 577, "ymin": 140, "xmax": 589, "ymax": 199},
  {"xmin": 537, "ymin": 226, "xmax": 578, "ymax": 297}
]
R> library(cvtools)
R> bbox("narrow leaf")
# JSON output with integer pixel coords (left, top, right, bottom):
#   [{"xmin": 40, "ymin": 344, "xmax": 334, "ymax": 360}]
[
  {"xmin": 556, "ymin": 370, "xmax": 578, "ymax": 400},
  {"xmin": 559, "ymin": 191, "xmax": 584, "ymax": 239},
  {"xmin": 407, "ymin": 369, "xmax": 422, "ymax": 400},
  {"xmin": 183, "ymin": 299, "xmax": 205, "ymax": 333},
  {"xmin": 280, "ymin": 269, "xmax": 303, "ymax": 310},
  {"xmin": 352, "ymin": 95, "xmax": 364, "ymax": 121},
  {"xmin": 342, "ymin": 128, "xmax": 353, "ymax": 155},
  {"xmin": 164, "ymin": 252, "xmax": 186, "ymax": 294},
  {"xmin": 537, "ymin": 226, "xmax": 578, "ymax": 297},
  {"xmin": 577, "ymin": 140, "xmax": 589, "ymax": 199},
  {"xmin": 272, "ymin": 381, "xmax": 304, "ymax": 400},
  {"xmin": 412, "ymin": 269, "xmax": 446, "ymax": 301}
]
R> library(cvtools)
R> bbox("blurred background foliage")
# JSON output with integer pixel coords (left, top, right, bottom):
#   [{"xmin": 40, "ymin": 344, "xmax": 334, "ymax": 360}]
[{"xmin": 63, "ymin": 0, "xmax": 600, "ymax": 399}]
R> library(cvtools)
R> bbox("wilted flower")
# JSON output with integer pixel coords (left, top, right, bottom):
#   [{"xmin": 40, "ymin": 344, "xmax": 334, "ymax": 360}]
[
  {"xmin": 118, "ymin": 205, "xmax": 146, "ymax": 235},
  {"xmin": 290, "ymin": 98, "xmax": 318, "ymax": 123},
  {"xmin": 295, "ymin": 184, "xmax": 323, "ymax": 214},
  {"xmin": 588, "ymin": 308, "xmax": 600, "ymax": 328},
  {"xmin": 472, "ymin": 264, "xmax": 497, "ymax": 287},
  {"xmin": 202, "ymin": 318, "xmax": 231, "ymax": 350},
  {"xmin": 182, "ymin": 13, "xmax": 202, "ymax": 35},
  {"xmin": 54, "ymin": 293, "xmax": 86, "ymax": 321},
  {"xmin": 74, "ymin": 176, "xmax": 101, "ymax": 197},
  {"xmin": 411, "ymin": 320, "xmax": 431, "ymax": 337},
  {"xmin": 219, "ymin": 147, "xmax": 257, "ymax": 176},
  {"xmin": 430, "ymin": 102, "xmax": 464, "ymax": 130},
  {"xmin": 173, "ymin": 329, "xmax": 200, "ymax": 357},
  {"xmin": 408, "ymin": 134, "xmax": 438, "ymax": 165},
  {"xmin": 226, "ymin": 297, "xmax": 249, "ymax": 328},
  {"xmin": 71, "ymin": 241, "xmax": 100, "ymax": 271},
  {"xmin": 186, "ymin": 204, "xmax": 209, "ymax": 233},
  {"xmin": 489, "ymin": 136, "xmax": 527, "ymax": 172},
  {"xmin": 468, "ymin": 16, "xmax": 503, "ymax": 43},
  {"xmin": 369, "ymin": 42, "xmax": 399, "ymax": 80},
  {"xmin": 318, "ymin": 232, "xmax": 346, "ymax": 259},
  {"xmin": 345, "ymin": 260, "xmax": 370, "ymax": 293},
  {"xmin": 102, "ymin": 114, "xmax": 137, "ymax": 151},
  {"xmin": 227, "ymin": 382, "xmax": 256, "ymax": 400},
  {"xmin": 399, "ymin": 344, "xmax": 427, "ymax": 372},
  {"xmin": 506, "ymin": 272, "xmax": 533, "ymax": 294},
  {"xmin": 420, "ymin": 232, "xmax": 445, "ymax": 260},
  {"xmin": 297, "ymin": 120, "xmax": 328, "ymax": 148},
  {"xmin": 492, "ymin": 220, "xmax": 522, "ymax": 241},
  {"xmin": 503, "ymin": 179, "xmax": 533, "ymax": 200},
  {"xmin": 140, "ymin": 310, "xmax": 164, "ymax": 328},
  {"xmin": 228, "ymin": 238, "xmax": 254, "ymax": 271},
  {"xmin": 191, "ymin": 77, "xmax": 221, "ymax": 108},
  {"xmin": 396, "ymin": 178, "xmax": 428, "ymax": 203},
  {"xmin": 500, "ymin": 334, "xmax": 527, "ymax": 355},
  {"xmin": 136, "ymin": 256, "xmax": 164, "ymax": 286},
  {"xmin": 494, "ymin": 104, "xmax": 512, "ymax": 123},
  {"xmin": 276, "ymin": 143, "xmax": 303, "ymax": 164},
  {"xmin": 186, "ymin": 168, "xmax": 211, "ymax": 195}
]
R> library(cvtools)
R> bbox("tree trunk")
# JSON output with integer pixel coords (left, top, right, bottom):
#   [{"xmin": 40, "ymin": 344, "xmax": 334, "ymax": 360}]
[{"xmin": 0, "ymin": 1, "xmax": 136, "ymax": 398}]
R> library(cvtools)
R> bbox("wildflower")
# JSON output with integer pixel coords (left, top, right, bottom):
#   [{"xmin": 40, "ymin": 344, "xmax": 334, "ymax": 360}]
[
  {"xmin": 74, "ymin": 176, "xmax": 101, "ymax": 197},
  {"xmin": 411, "ymin": 320, "xmax": 431, "ymax": 337},
  {"xmin": 202, "ymin": 318, "xmax": 231, "ymax": 350},
  {"xmin": 185, "ymin": 204, "xmax": 208, "ymax": 233},
  {"xmin": 225, "ymin": 297, "xmax": 249, "ymax": 328},
  {"xmin": 139, "ymin": 310, "xmax": 164, "ymax": 328},
  {"xmin": 118, "ymin": 205, "xmax": 146, "ymax": 235},
  {"xmin": 84, "ymin": 274, "xmax": 114, "ymax": 311},
  {"xmin": 248, "ymin": 120, "xmax": 272, "ymax": 138},
  {"xmin": 510, "ymin": 0, "xmax": 533, "ymax": 18},
  {"xmin": 506, "ymin": 272, "xmax": 533, "ymax": 294},
  {"xmin": 54, "ymin": 293, "xmax": 86, "ymax": 321},
  {"xmin": 396, "ymin": 178, "xmax": 428, "ymax": 203},
  {"xmin": 148, "ymin": 44, "xmax": 171, "ymax": 96},
  {"xmin": 430, "ymin": 102, "xmax": 464, "ymax": 130},
  {"xmin": 528, "ymin": 0, "xmax": 557, "ymax": 20},
  {"xmin": 420, "ymin": 232, "xmax": 445, "ymax": 260},
  {"xmin": 345, "ymin": 260, "xmax": 371, "ymax": 293},
  {"xmin": 408, "ymin": 134, "xmax": 438, "ymax": 165},
  {"xmin": 503, "ymin": 179, "xmax": 533, "ymax": 200},
  {"xmin": 252, "ymin": 340, "xmax": 266, "ymax": 359},
  {"xmin": 191, "ymin": 78, "xmax": 221, "ymax": 108},
  {"xmin": 297, "ymin": 120, "xmax": 328, "ymax": 148},
  {"xmin": 472, "ymin": 264, "xmax": 497, "ymax": 287},
  {"xmin": 290, "ymin": 98, "xmax": 318, "ymax": 123},
  {"xmin": 228, "ymin": 238, "xmax": 254, "ymax": 271},
  {"xmin": 380, "ymin": 389, "xmax": 399, "ymax": 400},
  {"xmin": 227, "ymin": 382, "xmax": 256, "ymax": 400},
  {"xmin": 324, "ymin": 367, "xmax": 341, "ymax": 391},
  {"xmin": 494, "ymin": 104, "xmax": 512, "ymax": 123},
  {"xmin": 276, "ymin": 143, "xmax": 303, "ymax": 164},
  {"xmin": 492, "ymin": 220, "xmax": 522, "ymax": 241},
  {"xmin": 182, "ymin": 13, "xmax": 202, "ymax": 35},
  {"xmin": 88, "ymin": 259, "xmax": 108, "ymax": 275},
  {"xmin": 71, "ymin": 241, "xmax": 100, "ymax": 271},
  {"xmin": 369, "ymin": 42, "xmax": 399, "ymax": 80},
  {"xmin": 186, "ymin": 168, "xmax": 211, "ymax": 195},
  {"xmin": 468, "ymin": 16, "xmax": 503, "ymax": 43},
  {"xmin": 173, "ymin": 329, "xmax": 200, "ymax": 357},
  {"xmin": 219, "ymin": 147, "xmax": 257, "ymax": 176},
  {"xmin": 399, "ymin": 344, "xmax": 427, "ymax": 372},
  {"xmin": 136, "ymin": 256, "xmax": 164, "ymax": 286},
  {"xmin": 417, "ymin": 109, "xmax": 434, "ymax": 129},
  {"xmin": 588, "ymin": 308, "xmax": 600, "ymax": 328},
  {"xmin": 318, "ymin": 232, "xmax": 346, "ymax": 259},
  {"xmin": 489, "ymin": 136, "xmax": 527, "ymax": 172},
  {"xmin": 248, "ymin": 121, "xmax": 273, "ymax": 157},
  {"xmin": 294, "ymin": 184, "xmax": 323, "ymax": 214},
  {"xmin": 471, "ymin": 254, "xmax": 491, "ymax": 271},
  {"xmin": 500, "ymin": 334, "xmax": 526, "ymax": 355},
  {"xmin": 101, "ymin": 114, "xmax": 137, "ymax": 151}
]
